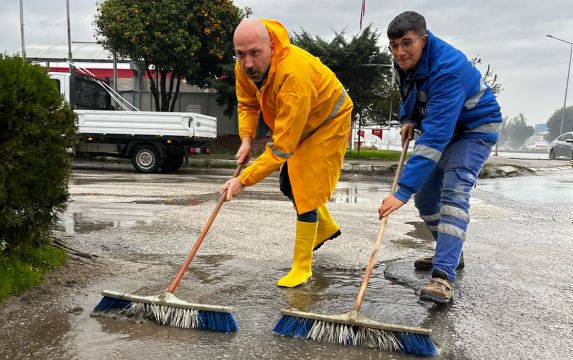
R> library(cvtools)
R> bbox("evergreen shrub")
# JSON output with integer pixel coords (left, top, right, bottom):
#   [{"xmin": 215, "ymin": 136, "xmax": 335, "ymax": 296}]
[{"xmin": 0, "ymin": 55, "xmax": 77, "ymax": 254}]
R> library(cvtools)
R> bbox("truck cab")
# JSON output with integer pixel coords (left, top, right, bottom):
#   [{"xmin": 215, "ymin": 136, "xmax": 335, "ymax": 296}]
[{"xmin": 50, "ymin": 72, "xmax": 112, "ymax": 110}]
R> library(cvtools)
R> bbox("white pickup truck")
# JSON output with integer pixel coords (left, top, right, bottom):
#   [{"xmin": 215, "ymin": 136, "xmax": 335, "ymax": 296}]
[{"xmin": 50, "ymin": 72, "xmax": 217, "ymax": 173}]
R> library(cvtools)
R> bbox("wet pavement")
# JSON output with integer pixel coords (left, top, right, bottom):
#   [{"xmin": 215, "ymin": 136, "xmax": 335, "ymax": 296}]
[{"xmin": 1, "ymin": 164, "xmax": 572, "ymax": 360}]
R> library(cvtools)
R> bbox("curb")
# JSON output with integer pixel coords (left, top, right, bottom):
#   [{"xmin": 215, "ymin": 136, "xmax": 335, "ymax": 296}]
[{"xmin": 72, "ymin": 156, "xmax": 571, "ymax": 178}]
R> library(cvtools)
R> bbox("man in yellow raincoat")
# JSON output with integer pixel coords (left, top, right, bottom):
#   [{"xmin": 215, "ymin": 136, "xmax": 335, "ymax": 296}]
[{"xmin": 221, "ymin": 19, "xmax": 353, "ymax": 288}]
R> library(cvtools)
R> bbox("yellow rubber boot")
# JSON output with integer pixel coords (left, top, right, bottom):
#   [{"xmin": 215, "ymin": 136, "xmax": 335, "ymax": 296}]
[
  {"xmin": 313, "ymin": 205, "xmax": 341, "ymax": 251},
  {"xmin": 277, "ymin": 221, "xmax": 318, "ymax": 288}
]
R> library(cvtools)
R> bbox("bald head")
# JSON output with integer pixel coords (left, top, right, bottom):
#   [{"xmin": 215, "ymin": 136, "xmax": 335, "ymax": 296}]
[
  {"xmin": 234, "ymin": 19, "xmax": 270, "ymax": 45},
  {"xmin": 234, "ymin": 20, "xmax": 274, "ymax": 83}
]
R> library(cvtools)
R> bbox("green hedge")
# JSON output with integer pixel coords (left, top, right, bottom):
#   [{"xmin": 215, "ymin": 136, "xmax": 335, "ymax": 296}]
[{"xmin": 0, "ymin": 55, "xmax": 77, "ymax": 254}]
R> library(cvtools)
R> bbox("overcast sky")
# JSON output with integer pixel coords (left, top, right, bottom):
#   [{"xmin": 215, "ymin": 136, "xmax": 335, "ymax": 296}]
[{"xmin": 1, "ymin": 0, "xmax": 573, "ymax": 126}]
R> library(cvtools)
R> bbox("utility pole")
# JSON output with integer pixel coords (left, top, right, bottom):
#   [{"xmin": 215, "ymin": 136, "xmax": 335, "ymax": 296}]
[
  {"xmin": 66, "ymin": 0, "xmax": 73, "ymax": 65},
  {"xmin": 547, "ymin": 34, "xmax": 573, "ymax": 135},
  {"xmin": 19, "ymin": 0, "xmax": 26, "ymax": 59},
  {"xmin": 66, "ymin": 0, "xmax": 75, "ymax": 105}
]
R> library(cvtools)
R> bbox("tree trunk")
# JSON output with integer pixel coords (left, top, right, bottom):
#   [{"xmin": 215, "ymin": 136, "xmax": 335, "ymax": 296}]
[
  {"xmin": 160, "ymin": 70, "xmax": 168, "ymax": 112},
  {"xmin": 145, "ymin": 61, "xmax": 160, "ymax": 111},
  {"xmin": 170, "ymin": 75, "xmax": 182, "ymax": 112}
]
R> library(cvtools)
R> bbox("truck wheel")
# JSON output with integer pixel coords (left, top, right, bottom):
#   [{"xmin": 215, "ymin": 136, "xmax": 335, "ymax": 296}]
[
  {"xmin": 161, "ymin": 154, "xmax": 184, "ymax": 172},
  {"xmin": 131, "ymin": 145, "xmax": 161, "ymax": 173}
]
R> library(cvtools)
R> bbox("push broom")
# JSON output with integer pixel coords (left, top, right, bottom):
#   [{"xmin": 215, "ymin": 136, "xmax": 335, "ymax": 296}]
[
  {"xmin": 92, "ymin": 164, "xmax": 244, "ymax": 333},
  {"xmin": 273, "ymin": 139, "xmax": 438, "ymax": 356}
]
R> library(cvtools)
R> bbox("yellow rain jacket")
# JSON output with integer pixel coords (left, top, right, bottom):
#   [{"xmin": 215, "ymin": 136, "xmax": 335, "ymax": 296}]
[{"xmin": 236, "ymin": 19, "xmax": 353, "ymax": 214}]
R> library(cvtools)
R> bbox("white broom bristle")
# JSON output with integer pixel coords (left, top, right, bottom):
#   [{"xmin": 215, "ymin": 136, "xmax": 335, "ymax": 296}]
[
  {"xmin": 307, "ymin": 320, "xmax": 402, "ymax": 352},
  {"xmin": 125, "ymin": 302, "xmax": 201, "ymax": 329}
]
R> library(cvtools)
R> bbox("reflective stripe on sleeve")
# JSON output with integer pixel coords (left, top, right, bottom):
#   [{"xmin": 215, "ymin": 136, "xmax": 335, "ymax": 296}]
[
  {"xmin": 267, "ymin": 143, "xmax": 293, "ymax": 159},
  {"xmin": 464, "ymin": 122, "xmax": 500, "ymax": 133},
  {"xmin": 464, "ymin": 79, "xmax": 486, "ymax": 110},
  {"xmin": 412, "ymin": 144, "xmax": 442, "ymax": 162}
]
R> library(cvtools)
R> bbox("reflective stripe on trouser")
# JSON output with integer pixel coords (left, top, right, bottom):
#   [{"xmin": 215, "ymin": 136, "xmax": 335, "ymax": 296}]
[
  {"xmin": 419, "ymin": 212, "xmax": 439, "ymax": 241},
  {"xmin": 414, "ymin": 138, "xmax": 494, "ymax": 282}
]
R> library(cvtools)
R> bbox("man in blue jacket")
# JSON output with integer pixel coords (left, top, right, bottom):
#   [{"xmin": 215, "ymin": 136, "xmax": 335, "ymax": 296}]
[{"xmin": 378, "ymin": 11, "xmax": 502, "ymax": 304}]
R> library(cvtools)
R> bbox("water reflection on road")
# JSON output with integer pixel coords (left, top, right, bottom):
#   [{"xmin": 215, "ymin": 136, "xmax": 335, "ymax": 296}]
[
  {"xmin": 3, "ymin": 167, "xmax": 571, "ymax": 360},
  {"xmin": 477, "ymin": 173, "xmax": 573, "ymax": 204}
]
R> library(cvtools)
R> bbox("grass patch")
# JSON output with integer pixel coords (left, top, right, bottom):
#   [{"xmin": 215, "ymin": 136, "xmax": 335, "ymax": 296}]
[
  {"xmin": 0, "ymin": 243, "xmax": 67, "ymax": 301},
  {"xmin": 203, "ymin": 144, "xmax": 401, "ymax": 162},
  {"xmin": 345, "ymin": 149, "xmax": 406, "ymax": 161}
]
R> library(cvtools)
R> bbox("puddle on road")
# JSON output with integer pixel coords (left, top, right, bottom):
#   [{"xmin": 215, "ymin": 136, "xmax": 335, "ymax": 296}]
[
  {"xmin": 55, "ymin": 207, "xmax": 157, "ymax": 235},
  {"xmin": 1, "ymin": 312, "xmax": 77, "ymax": 359},
  {"xmin": 2, "ymin": 254, "xmax": 455, "ymax": 359},
  {"xmin": 54, "ymin": 213, "xmax": 127, "ymax": 234},
  {"xmin": 55, "ymin": 191, "xmax": 290, "ymax": 236},
  {"xmin": 332, "ymin": 185, "xmax": 387, "ymax": 204},
  {"xmin": 404, "ymin": 221, "xmax": 434, "ymax": 242},
  {"xmin": 391, "ymin": 221, "xmax": 436, "ymax": 252},
  {"xmin": 477, "ymin": 174, "xmax": 573, "ymax": 204}
]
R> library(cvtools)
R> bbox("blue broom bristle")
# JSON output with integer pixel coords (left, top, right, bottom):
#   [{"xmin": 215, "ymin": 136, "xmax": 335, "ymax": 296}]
[
  {"xmin": 93, "ymin": 296, "xmax": 238, "ymax": 333},
  {"xmin": 394, "ymin": 332, "xmax": 438, "ymax": 357},
  {"xmin": 197, "ymin": 310, "xmax": 238, "ymax": 333},
  {"xmin": 273, "ymin": 314, "xmax": 314, "ymax": 337},
  {"xmin": 93, "ymin": 296, "xmax": 132, "ymax": 312},
  {"xmin": 273, "ymin": 314, "xmax": 438, "ymax": 357}
]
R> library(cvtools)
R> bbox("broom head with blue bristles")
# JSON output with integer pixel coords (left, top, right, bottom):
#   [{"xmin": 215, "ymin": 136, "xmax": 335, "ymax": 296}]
[
  {"xmin": 273, "ymin": 308, "xmax": 437, "ymax": 357},
  {"xmin": 92, "ymin": 290, "xmax": 238, "ymax": 333}
]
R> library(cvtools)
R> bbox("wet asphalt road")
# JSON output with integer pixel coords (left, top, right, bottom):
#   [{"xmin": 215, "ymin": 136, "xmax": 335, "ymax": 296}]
[{"xmin": 3, "ymin": 163, "xmax": 573, "ymax": 359}]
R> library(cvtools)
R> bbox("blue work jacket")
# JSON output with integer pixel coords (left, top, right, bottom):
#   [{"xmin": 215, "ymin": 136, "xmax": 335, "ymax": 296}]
[{"xmin": 394, "ymin": 30, "xmax": 502, "ymax": 203}]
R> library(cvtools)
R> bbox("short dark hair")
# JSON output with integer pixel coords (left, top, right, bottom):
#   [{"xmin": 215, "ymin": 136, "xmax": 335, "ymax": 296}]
[{"xmin": 387, "ymin": 11, "xmax": 427, "ymax": 39}]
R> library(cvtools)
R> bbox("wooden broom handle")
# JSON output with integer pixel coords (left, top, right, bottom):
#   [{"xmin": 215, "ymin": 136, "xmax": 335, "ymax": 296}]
[
  {"xmin": 353, "ymin": 138, "xmax": 410, "ymax": 311},
  {"xmin": 167, "ymin": 163, "xmax": 244, "ymax": 294}
]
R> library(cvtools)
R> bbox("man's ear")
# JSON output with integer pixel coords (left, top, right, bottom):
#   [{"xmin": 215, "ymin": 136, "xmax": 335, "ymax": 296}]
[{"xmin": 270, "ymin": 40, "xmax": 275, "ymax": 54}]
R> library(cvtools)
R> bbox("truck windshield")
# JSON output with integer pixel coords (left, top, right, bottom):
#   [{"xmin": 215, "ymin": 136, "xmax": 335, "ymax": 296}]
[{"xmin": 73, "ymin": 73, "xmax": 112, "ymax": 110}]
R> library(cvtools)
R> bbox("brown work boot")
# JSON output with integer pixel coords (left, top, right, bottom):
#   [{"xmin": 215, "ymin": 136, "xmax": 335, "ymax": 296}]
[
  {"xmin": 414, "ymin": 252, "xmax": 465, "ymax": 271},
  {"xmin": 420, "ymin": 269, "xmax": 454, "ymax": 304}
]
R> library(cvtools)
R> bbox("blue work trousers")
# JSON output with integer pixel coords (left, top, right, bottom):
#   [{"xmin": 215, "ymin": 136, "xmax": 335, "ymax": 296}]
[{"xmin": 414, "ymin": 138, "xmax": 494, "ymax": 282}]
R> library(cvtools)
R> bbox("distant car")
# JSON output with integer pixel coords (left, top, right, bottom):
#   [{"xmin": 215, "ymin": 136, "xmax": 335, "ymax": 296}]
[
  {"xmin": 526, "ymin": 141, "xmax": 550, "ymax": 152},
  {"xmin": 549, "ymin": 132, "xmax": 573, "ymax": 159}
]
